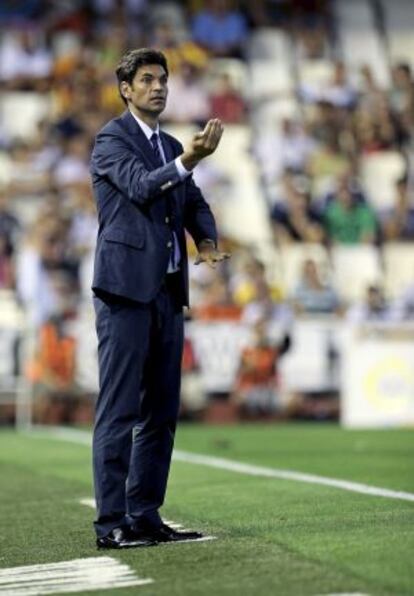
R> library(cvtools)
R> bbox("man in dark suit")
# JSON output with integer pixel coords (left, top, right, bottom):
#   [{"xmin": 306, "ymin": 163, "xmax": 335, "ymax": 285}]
[{"xmin": 90, "ymin": 48, "xmax": 229, "ymax": 549}]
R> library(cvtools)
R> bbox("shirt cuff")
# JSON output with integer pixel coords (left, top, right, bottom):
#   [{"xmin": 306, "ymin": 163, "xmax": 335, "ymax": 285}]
[{"xmin": 175, "ymin": 157, "xmax": 192, "ymax": 179}]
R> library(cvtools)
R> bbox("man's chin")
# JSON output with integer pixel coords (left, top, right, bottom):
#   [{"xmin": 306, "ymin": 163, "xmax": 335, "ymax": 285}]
[{"xmin": 144, "ymin": 102, "xmax": 165, "ymax": 113}]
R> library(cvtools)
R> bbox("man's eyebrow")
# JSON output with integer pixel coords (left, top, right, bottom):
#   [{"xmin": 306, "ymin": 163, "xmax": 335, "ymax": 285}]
[{"xmin": 139, "ymin": 71, "xmax": 168, "ymax": 78}]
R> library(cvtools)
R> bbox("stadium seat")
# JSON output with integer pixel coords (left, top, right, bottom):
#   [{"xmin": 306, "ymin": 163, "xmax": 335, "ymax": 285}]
[
  {"xmin": 331, "ymin": 245, "xmax": 382, "ymax": 301},
  {"xmin": 334, "ymin": 0, "xmax": 375, "ymax": 29},
  {"xmin": 252, "ymin": 97, "xmax": 300, "ymax": 134},
  {"xmin": 388, "ymin": 34, "xmax": 414, "ymax": 69},
  {"xmin": 360, "ymin": 152, "xmax": 406, "ymax": 210},
  {"xmin": 334, "ymin": 0, "xmax": 390, "ymax": 86},
  {"xmin": 383, "ymin": 243, "xmax": 414, "ymax": 298},
  {"xmin": 207, "ymin": 58, "xmax": 248, "ymax": 94},
  {"xmin": 249, "ymin": 61, "xmax": 294, "ymax": 97},
  {"xmin": 297, "ymin": 60, "xmax": 333, "ymax": 88},
  {"xmin": 247, "ymin": 28, "xmax": 291, "ymax": 62},
  {"xmin": 0, "ymin": 92, "xmax": 52, "ymax": 139},
  {"xmin": 382, "ymin": 0, "xmax": 414, "ymax": 68}
]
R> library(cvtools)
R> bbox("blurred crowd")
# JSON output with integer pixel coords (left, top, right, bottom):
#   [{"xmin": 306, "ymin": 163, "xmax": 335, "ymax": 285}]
[{"xmin": 1, "ymin": 0, "xmax": 414, "ymax": 421}]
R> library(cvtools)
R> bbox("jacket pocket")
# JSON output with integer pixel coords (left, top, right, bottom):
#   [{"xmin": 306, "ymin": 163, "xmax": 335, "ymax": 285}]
[{"xmin": 103, "ymin": 227, "xmax": 144, "ymax": 249}]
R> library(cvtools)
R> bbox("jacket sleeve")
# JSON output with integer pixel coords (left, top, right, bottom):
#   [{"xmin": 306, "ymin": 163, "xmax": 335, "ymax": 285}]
[
  {"xmin": 183, "ymin": 174, "xmax": 218, "ymax": 247},
  {"xmin": 91, "ymin": 130, "xmax": 183, "ymax": 205}
]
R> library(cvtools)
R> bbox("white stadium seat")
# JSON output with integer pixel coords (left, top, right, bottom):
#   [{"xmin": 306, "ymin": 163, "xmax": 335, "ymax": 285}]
[
  {"xmin": 360, "ymin": 152, "xmax": 406, "ymax": 210},
  {"xmin": 248, "ymin": 28, "xmax": 291, "ymax": 62},
  {"xmin": 383, "ymin": 243, "xmax": 414, "ymax": 298},
  {"xmin": 249, "ymin": 61, "xmax": 294, "ymax": 97},
  {"xmin": 383, "ymin": 0, "xmax": 414, "ymax": 68},
  {"xmin": 331, "ymin": 245, "xmax": 382, "ymax": 301},
  {"xmin": 297, "ymin": 60, "xmax": 333, "ymax": 88},
  {"xmin": 334, "ymin": 0, "xmax": 390, "ymax": 86},
  {"xmin": 0, "ymin": 92, "xmax": 52, "ymax": 139}
]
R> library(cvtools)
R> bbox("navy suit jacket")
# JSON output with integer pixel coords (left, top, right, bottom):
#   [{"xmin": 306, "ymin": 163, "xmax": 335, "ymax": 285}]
[{"xmin": 90, "ymin": 110, "xmax": 217, "ymax": 306}]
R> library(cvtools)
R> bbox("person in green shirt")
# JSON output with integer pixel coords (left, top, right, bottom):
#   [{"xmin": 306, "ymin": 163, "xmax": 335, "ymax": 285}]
[{"xmin": 323, "ymin": 182, "xmax": 377, "ymax": 244}]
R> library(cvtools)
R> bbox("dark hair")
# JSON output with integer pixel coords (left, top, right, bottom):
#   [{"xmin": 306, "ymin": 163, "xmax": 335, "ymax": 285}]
[{"xmin": 116, "ymin": 48, "xmax": 169, "ymax": 105}]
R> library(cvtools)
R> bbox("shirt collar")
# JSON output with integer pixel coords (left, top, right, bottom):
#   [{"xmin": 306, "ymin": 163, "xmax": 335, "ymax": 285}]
[{"xmin": 129, "ymin": 109, "xmax": 160, "ymax": 140}]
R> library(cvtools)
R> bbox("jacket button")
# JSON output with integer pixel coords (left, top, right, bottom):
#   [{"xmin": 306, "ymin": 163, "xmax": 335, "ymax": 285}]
[
  {"xmin": 167, "ymin": 241, "xmax": 173, "ymax": 248},
  {"xmin": 165, "ymin": 216, "xmax": 170, "ymax": 224}
]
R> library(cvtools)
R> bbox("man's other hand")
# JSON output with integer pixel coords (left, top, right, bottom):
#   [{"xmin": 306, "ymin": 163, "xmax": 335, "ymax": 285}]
[{"xmin": 194, "ymin": 239, "xmax": 231, "ymax": 269}]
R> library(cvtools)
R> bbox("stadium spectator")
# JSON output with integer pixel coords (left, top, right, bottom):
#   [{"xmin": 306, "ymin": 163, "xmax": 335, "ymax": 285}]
[
  {"xmin": 307, "ymin": 136, "xmax": 351, "ymax": 194},
  {"xmin": 152, "ymin": 21, "xmax": 209, "ymax": 73},
  {"xmin": 254, "ymin": 119, "xmax": 316, "ymax": 184},
  {"xmin": 230, "ymin": 252, "xmax": 282, "ymax": 307},
  {"xmin": 232, "ymin": 318, "xmax": 289, "ymax": 416},
  {"xmin": 191, "ymin": 0, "xmax": 249, "ymax": 58},
  {"xmin": 381, "ymin": 177, "xmax": 414, "ymax": 241},
  {"xmin": 209, "ymin": 72, "xmax": 246, "ymax": 123},
  {"xmin": 66, "ymin": 182, "xmax": 98, "ymax": 260},
  {"xmin": 358, "ymin": 65, "xmax": 384, "ymax": 112},
  {"xmin": 347, "ymin": 284, "xmax": 392, "ymax": 323},
  {"xmin": 270, "ymin": 175, "xmax": 324, "ymax": 244},
  {"xmin": 17, "ymin": 206, "xmax": 79, "ymax": 327},
  {"xmin": 241, "ymin": 277, "xmax": 293, "ymax": 342},
  {"xmin": 306, "ymin": 100, "xmax": 341, "ymax": 144},
  {"xmin": 0, "ymin": 0, "xmax": 44, "ymax": 24},
  {"xmin": 294, "ymin": 24, "xmax": 329, "ymax": 60},
  {"xmin": 291, "ymin": 258, "xmax": 340, "ymax": 315},
  {"xmin": 389, "ymin": 279, "xmax": 414, "ymax": 321},
  {"xmin": 0, "ymin": 186, "xmax": 21, "ymax": 256},
  {"xmin": 90, "ymin": 0, "xmax": 149, "ymax": 38},
  {"xmin": 355, "ymin": 94, "xmax": 404, "ymax": 153},
  {"xmin": 0, "ymin": 29, "xmax": 52, "ymax": 91},
  {"xmin": 53, "ymin": 134, "xmax": 91, "ymax": 187},
  {"xmin": 194, "ymin": 275, "xmax": 242, "ymax": 321},
  {"xmin": 7, "ymin": 141, "xmax": 51, "ymax": 197},
  {"xmin": 322, "ymin": 177, "xmax": 377, "ymax": 245},
  {"xmin": 389, "ymin": 63, "xmax": 414, "ymax": 130},
  {"xmin": 301, "ymin": 61, "xmax": 357, "ymax": 109}
]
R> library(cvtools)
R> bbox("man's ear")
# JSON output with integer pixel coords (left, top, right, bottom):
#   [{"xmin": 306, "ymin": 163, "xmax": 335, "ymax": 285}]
[{"xmin": 120, "ymin": 82, "xmax": 131, "ymax": 101}]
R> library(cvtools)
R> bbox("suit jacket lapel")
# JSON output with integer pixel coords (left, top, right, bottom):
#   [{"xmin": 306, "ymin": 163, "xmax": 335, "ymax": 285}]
[{"xmin": 119, "ymin": 110, "xmax": 159, "ymax": 169}]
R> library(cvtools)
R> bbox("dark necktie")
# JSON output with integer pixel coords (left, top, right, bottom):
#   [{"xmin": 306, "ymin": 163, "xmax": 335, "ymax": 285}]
[
  {"xmin": 150, "ymin": 133, "xmax": 180, "ymax": 271},
  {"xmin": 150, "ymin": 132, "xmax": 164, "ymax": 167}
]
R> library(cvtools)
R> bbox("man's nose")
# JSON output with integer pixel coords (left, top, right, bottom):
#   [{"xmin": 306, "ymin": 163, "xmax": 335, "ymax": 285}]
[{"xmin": 152, "ymin": 79, "xmax": 163, "ymax": 90}]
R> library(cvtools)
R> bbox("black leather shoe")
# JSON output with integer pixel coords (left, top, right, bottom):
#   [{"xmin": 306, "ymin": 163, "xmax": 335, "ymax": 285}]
[
  {"xmin": 140, "ymin": 522, "xmax": 203, "ymax": 543},
  {"xmin": 97, "ymin": 526, "xmax": 157, "ymax": 549}
]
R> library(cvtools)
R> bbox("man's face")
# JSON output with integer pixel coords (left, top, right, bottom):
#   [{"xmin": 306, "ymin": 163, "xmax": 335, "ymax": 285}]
[{"xmin": 123, "ymin": 64, "xmax": 168, "ymax": 116}]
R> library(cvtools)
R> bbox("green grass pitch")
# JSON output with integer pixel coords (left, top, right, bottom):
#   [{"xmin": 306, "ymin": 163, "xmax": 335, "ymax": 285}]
[{"xmin": 0, "ymin": 423, "xmax": 413, "ymax": 595}]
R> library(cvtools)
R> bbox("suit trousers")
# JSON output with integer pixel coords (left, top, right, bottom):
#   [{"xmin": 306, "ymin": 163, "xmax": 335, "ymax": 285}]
[{"xmin": 92, "ymin": 274, "xmax": 184, "ymax": 538}]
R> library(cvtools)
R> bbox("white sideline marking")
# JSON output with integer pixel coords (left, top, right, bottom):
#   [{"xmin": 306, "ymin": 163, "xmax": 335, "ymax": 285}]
[
  {"xmin": 171, "ymin": 450, "xmax": 414, "ymax": 503},
  {"xmin": 317, "ymin": 593, "xmax": 370, "ymax": 596},
  {"xmin": 30, "ymin": 426, "xmax": 414, "ymax": 504},
  {"xmin": 79, "ymin": 499, "xmax": 217, "ymax": 543},
  {"xmin": 0, "ymin": 557, "xmax": 153, "ymax": 595}
]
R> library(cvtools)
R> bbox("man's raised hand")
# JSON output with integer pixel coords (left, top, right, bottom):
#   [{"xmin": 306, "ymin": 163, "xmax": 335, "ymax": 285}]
[{"xmin": 181, "ymin": 119, "xmax": 224, "ymax": 171}]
